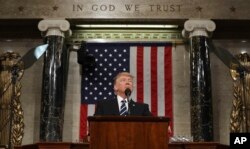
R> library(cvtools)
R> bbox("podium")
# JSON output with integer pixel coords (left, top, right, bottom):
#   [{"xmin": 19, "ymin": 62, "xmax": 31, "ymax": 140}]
[{"xmin": 88, "ymin": 116, "xmax": 170, "ymax": 149}]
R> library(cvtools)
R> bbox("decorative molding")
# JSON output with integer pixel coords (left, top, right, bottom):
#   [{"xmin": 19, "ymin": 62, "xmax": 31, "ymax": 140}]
[
  {"xmin": 196, "ymin": 6, "xmax": 203, "ymax": 12},
  {"xmin": 230, "ymin": 53, "xmax": 250, "ymax": 133},
  {"xmin": 67, "ymin": 29, "xmax": 183, "ymax": 44},
  {"xmin": 230, "ymin": 6, "xmax": 236, "ymax": 13},
  {"xmin": 0, "ymin": 52, "xmax": 25, "ymax": 147}
]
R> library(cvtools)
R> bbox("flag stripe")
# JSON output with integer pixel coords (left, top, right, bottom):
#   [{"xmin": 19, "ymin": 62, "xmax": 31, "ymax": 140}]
[
  {"xmin": 151, "ymin": 46, "xmax": 158, "ymax": 116},
  {"xmin": 164, "ymin": 45, "xmax": 173, "ymax": 135},
  {"xmin": 137, "ymin": 46, "xmax": 144, "ymax": 103},
  {"xmin": 143, "ymin": 47, "xmax": 151, "ymax": 107},
  {"xmin": 130, "ymin": 46, "xmax": 137, "ymax": 101},
  {"xmin": 88, "ymin": 104, "xmax": 95, "ymax": 119},
  {"xmin": 157, "ymin": 47, "xmax": 165, "ymax": 116},
  {"xmin": 80, "ymin": 104, "xmax": 88, "ymax": 138}
]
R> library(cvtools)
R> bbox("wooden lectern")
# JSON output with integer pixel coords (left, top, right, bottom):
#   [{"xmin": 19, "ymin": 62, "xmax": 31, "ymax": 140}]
[{"xmin": 88, "ymin": 116, "xmax": 170, "ymax": 149}]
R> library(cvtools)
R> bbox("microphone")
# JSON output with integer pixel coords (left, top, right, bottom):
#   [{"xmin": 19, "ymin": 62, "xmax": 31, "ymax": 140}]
[
  {"xmin": 125, "ymin": 88, "xmax": 131, "ymax": 115},
  {"xmin": 125, "ymin": 88, "xmax": 131, "ymax": 97}
]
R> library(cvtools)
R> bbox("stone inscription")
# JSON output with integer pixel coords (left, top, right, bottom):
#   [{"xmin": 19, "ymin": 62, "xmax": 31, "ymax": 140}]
[
  {"xmin": 0, "ymin": 0, "xmax": 250, "ymax": 19},
  {"xmin": 73, "ymin": 4, "xmax": 181, "ymax": 13}
]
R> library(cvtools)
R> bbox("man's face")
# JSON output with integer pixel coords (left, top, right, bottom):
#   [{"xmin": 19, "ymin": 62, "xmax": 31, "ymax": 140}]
[{"xmin": 114, "ymin": 75, "xmax": 133, "ymax": 95}]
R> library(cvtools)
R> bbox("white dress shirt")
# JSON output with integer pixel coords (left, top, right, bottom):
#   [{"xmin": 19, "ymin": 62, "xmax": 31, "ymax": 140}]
[{"xmin": 117, "ymin": 95, "xmax": 128, "ymax": 111}]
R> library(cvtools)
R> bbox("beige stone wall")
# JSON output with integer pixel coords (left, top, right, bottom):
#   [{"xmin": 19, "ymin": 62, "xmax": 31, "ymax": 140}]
[
  {"xmin": 63, "ymin": 50, "xmax": 81, "ymax": 142},
  {"xmin": 172, "ymin": 43, "xmax": 191, "ymax": 137},
  {"xmin": 1, "ymin": 38, "xmax": 248, "ymax": 145},
  {"xmin": 0, "ymin": 0, "xmax": 250, "ymax": 19}
]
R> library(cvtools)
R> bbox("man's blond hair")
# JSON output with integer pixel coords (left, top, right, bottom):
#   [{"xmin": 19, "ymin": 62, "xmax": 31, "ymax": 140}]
[{"xmin": 113, "ymin": 72, "xmax": 134, "ymax": 85}]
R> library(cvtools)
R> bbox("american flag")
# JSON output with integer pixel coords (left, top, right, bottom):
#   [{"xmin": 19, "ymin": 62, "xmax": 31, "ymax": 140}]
[{"xmin": 80, "ymin": 42, "xmax": 173, "ymax": 139}]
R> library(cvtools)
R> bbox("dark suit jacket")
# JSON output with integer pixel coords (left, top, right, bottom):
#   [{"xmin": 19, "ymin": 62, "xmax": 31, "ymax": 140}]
[{"xmin": 94, "ymin": 97, "xmax": 152, "ymax": 116}]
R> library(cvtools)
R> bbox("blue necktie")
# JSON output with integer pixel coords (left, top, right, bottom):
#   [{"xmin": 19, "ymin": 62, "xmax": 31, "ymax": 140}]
[{"xmin": 120, "ymin": 100, "xmax": 127, "ymax": 116}]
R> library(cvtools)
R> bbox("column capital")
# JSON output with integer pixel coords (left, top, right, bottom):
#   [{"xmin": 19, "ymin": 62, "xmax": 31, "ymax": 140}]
[
  {"xmin": 38, "ymin": 19, "xmax": 72, "ymax": 37},
  {"xmin": 182, "ymin": 19, "xmax": 216, "ymax": 38}
]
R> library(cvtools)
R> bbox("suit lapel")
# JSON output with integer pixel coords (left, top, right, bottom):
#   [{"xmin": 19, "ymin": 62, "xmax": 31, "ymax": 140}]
[
  {"xmin": 111, "ymin": 97, "xmax": 120, "ymax": 115},
  {"xmin": 129, "ymin": 99, "xmax": 136, "ymax": 115}
]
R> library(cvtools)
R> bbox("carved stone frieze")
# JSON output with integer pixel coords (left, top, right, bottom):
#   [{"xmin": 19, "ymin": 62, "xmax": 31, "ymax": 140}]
[{"xmin": 0, "ymin": 0, "xmax": 249, "ymax": 20}]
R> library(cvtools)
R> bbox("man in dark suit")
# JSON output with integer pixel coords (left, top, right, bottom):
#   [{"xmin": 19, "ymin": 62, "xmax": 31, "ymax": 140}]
[{"xmin": 94, "ymin": 72, "xmax": 152, "ymax": 116}]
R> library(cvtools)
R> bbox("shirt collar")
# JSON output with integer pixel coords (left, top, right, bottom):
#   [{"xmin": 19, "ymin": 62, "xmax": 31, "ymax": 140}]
[{"xmin": 117, "ymin": 95, "xmax": 127, "ymax": 103}]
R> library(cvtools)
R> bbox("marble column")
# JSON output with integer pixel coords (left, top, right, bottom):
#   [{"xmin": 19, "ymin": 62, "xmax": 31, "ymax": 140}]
[
  {"xmin": 38, "ymin": 19, "xmax": 71, "ymax": 141},
  {"xmin": 182, "ymin": 19, "xmax": 216, "ymax": 141}
]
